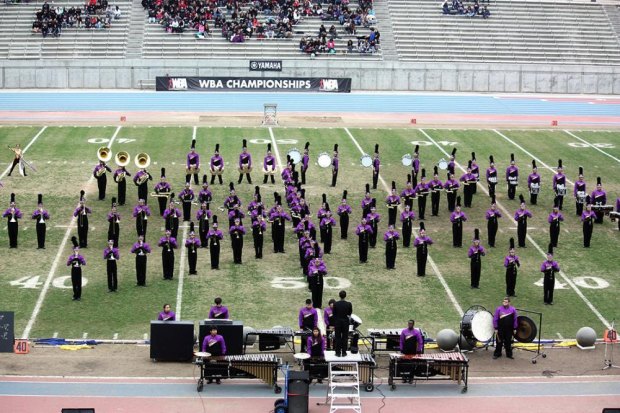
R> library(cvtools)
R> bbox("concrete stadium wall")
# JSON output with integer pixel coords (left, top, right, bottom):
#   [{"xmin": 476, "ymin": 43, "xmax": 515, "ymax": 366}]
[{"xmin": 1, "ymin": 59, "xmax": 620, "ymax": 94}]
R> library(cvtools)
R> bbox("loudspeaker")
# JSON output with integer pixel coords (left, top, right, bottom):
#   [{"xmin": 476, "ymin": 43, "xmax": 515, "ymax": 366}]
[
  {"xmin": 199, "ymin": 320, "xmax": 243, "ymax": 355},
  {"xmin": 61, "ymin": 409, "xmax": 95, "ymax": 413},
  {"xmin": 287, "ymin": 370, "xmax": 309, "ymax": 413},
  {"xmin": 150, "ymin": 321, "xmax": 194, "ymax": 361}
]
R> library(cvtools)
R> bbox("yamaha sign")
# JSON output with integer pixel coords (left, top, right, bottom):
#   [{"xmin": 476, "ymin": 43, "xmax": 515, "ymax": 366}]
[{"xmin": 249, "ymin": 60, "xmax": 283, "ymax": 72}]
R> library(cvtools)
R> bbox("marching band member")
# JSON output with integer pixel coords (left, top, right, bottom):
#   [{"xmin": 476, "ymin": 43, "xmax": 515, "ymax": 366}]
[
  {"xmin": 331, "ymin": 144, "xmax": 339, "ymax": 187},
  {"xmin": 263, "ymin": 143, "xmax": 276, "ymax": 184},
  {"xmin": 414, "ymin": 170, "xmax": 429, "ymax": 220},
  {"xmin": 362, "ymin": 184, "xmax": 373, "ymax": 217},
  {"xmin": 486, "ymin": 155, "xmax": 498, "ymax": 199},
  {"xmin": 133, "ymin": 167, "xmax": 152, "ymax": 205},
  {"xmin": 504, "ymin": 238, "xmax": 520, "ymax": 297},
  {"xmin": 468, "ymin": 229, "xmax": 486, "ymax": 289},
  {"xmin": 282, "ymin": 156, "xmax": 294, "ymax": 185},
  {"xmin": 372, "ymin": 144, "xmax": 380, "ymax": 190},
  {"xmin": 506, "ymin": 153, "xmax": 519, "ymax": 200},
  {"xmin": 591, "ymin": 177, "xmax": 607, "ymax": 224},
  {"xmin": 228, "ymin": 205, "xmax": 245, "ymax": 229},
  {"xmin": 449, "ymin": 196, "xmax": 467, "ymax": 248},
  {"xmin": 308, "ymin": 256, "xmax": 327, "ymax": 309},
  {"xmin": 298, "ymin": 299, "xmax": 318, "ymax": 352},
  {"xmin": 527, "ymin": 160, "xmax": 541, "ymax": 205},
  {"xmin": 317, "ymin": 194, "xmax": 329, "ymax": 242},
  {"xmin": 355, "ymin": 217, "xmax": 373, "ymax": 263},
  {"xmin": 548, "ymin": 198, "xmax": 564, "ymax": 248},
  {"xmin": 400, "ymin": 204, "xmax": 415, "ymax": 248},
  {"xmin": 401, "ymin": 175, "xmax": 416, "ymax": 211},
  {"xmin": 238, "ymin": 139, "xmax": 252, "ymax": 184},
  {"xmin": 320, "ymin": 208, "xmax": 336, "ymax": 254},
  {"xmin": 154, "ymin": 168, "xmax": 171, "ymax": 217},
  {"xmin": 179, "ymin": 182, "xmax": 195, "ymax": 222},
  {"xmin": 485, "ymin": 195, "xmax": 502, "ymax": 248},
  {"xmin": 113, "ymin": 163, "xmax": 131, "ymax": 206},
  {"xmin": 163, "ymin": 193, "xmax": 181, "ymax": 240},
  {"xmin": 470, "ymin": 152, "xmax": 479, "ymax": 195},
  {"xmin": 158, "ymin": 229, "xmax": 177, "ymax": 280},
  {"xmin": 337, "ymin": 190, "xmax": 351, "ymax": 239},
  {"xmin": 541, "ymin": 244, "xmax": 560, "ymax": 305},
  {"xmin": 553, "ymin": 159, "xmax": 567, "ymax": 210},
  {"xmin": 210, "ymin": 143, "xmax": 224, "ymax": 185},
  {"xmin": 4, "ymin": 193, "xmax": 22, "ymax": 248},
  {"xmin": 93, "ymin": 160, "xmax": 112, "ymax": 200},
  {"xmin": 197, "ymin": 201, "xmax": 212, "ymax": 248},
  {"xmin": 514, "ymin": 194, "xmax": 532, "ymax": 248},
  {"xmin": 307, "ymin": 327, "xmax": 326, "ymax": 364},
  {"xmin": 492, "ymin": 297, "xmax": 518, "ymax": 360},
  {"xmin": 443, "ymin": 172, "xmax": 460, "ymax": 212},
  {"xmin": 616, "ymin": 197, "xmax": 620, "ymax": 231},
  {"xmin": 32, "ymin": 194, "xmax": 50, "ymax": 249},
  {"xmin": 198, "ymin": 174, "xmax": 212, "ymax": 206},
  {"xmin": 400, "ymin": 319, "xmax": 424, "ymax": 356},
  {"xmin": 252, "ymin": 208, "xmax": 267, "ymax": 259},
  {"xmin": 107, "ymin": 197, "xmax": 120, "ymax": 248},
  {"xmin": 366, "ymin": 199, "xmax": 380, "ymax": 249},
  {"xmin": 186, "ymin": 222, "xmax": 200, "ymax": 275},
  {"xmin": 429, "ymin": 167, "xmax": 443, "ymax": 216},
  {"xmin": 581, "ymin": 196, "xmax": 597, "ymax": 248},
  {"xmin": 202, "ymin": 326, "xmax": 227, "ymax": 384},
  {"xmin": 414, "ymin": 222, "xmax": 433, "ymax": 277},
  {"xmin": 298, "ymin": 226, "xmax": 313, "ymax": 271},
  {"xmin": 304, "ymin": 242, "xmax": 323, "ymax": 279},
  {"xmin": 324, "ymin": 299, "xmax": 336, "ymax": 331},
  {"xmin": 412, "ymin": 145, "xmax": 421, "ymax": 182},
  {"xmin": 186, "ymin": 138, "xmax": 200, "ymax": 185},
  {"xmin": 229, "ymin": 216, "xmax": 246, "ymax": 264},
  {"xmin": 74, "ymin": 190, "xmax": 91, "ymax": 248},
  {"xmin": 130, "ymin": 235, "xmax": 151, "ymax": 286},
  {"xmin": 224, "ymin": 182, "xmax": 241, "ymax": 215},
  {"xmin": 207, "ymin": 216, "xmax": 223, "ymax": 270},
  {"xmin": 301, "ymin": 142, "xmax": 310, "ymax": 185},
  {"xmin": 67, "ymin": 236, "xmax": 86, "ymax": 301},
  {"xmin": 133, "ymin": 198, "xmax": 150, "ymax": 238},
  {"xmin": 384, "ymin": 224, "xmax": 400, "ymax": 270},
  {"xmin": 574, "ymin": 166, "xmax": 587, "ymax": 217},
  {"xmin": 209, "ymin": 297, "xmax": 230, "ymax": 319},
  {"xmin": 7, "ymin": 144, "xmax": 25, "ymax": 177},
  {"xmin": 447, "ymin": 148, "xmax": 456, "ymax": 176},
  {"xmin": 103, "ymin": 239, "xmax": 120, "ymax": 292},
  {"xmin": 459, "ymin": 162, "xmax": 476, "ymax": 208},
  {"xmin": 158, "ymin": 304, "xmax": 176, "ymax": 321},
  {"xmin": 271, "ymin": 201, "xmax": 290, "ymax": 253},
  {"xmin": 386, "ymin": 181, "xmax": 401, "ymax": 226}
]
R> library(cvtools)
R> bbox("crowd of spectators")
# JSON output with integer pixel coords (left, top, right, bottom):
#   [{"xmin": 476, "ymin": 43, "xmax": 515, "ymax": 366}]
[
  {"xmin": 32, "ymin": 0, "xmax": 120, "ymax": 37},
  {"xmin": 442, "ymin": 0, "xmax": 490, "ymax": 18}
]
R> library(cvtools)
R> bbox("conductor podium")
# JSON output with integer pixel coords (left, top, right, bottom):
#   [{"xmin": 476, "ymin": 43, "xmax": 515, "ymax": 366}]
[
  {"xmin": 150, "ymin": 321, "xmax": 194, "ymax": 361},
  {"xmin": 199, "ymin": 320, "xmax": 244, "ymax": 355}
]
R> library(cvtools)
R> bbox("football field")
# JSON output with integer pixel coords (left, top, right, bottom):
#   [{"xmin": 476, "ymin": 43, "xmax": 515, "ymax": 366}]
[{"xmin": 1, "ymin": 125, "xmax": 618, "ymax": 341}]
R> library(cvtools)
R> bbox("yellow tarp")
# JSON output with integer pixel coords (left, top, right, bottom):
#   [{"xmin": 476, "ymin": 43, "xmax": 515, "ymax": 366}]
[{"xmin": 59, "ymin": 344, "xmax": 95, "ymax": 351}]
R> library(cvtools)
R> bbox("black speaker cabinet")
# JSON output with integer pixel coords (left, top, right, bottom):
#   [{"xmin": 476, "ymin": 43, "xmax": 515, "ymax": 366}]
[
  {"xmin": 287, "ymin": 370, "xmax": 309, "ymax": 413},
  {"xmin": 150, "ymin": 321, "xmax": 194, "ymax": 361},
  {"xmin": 199, "ymin": 320, "xmax": 243, "ymax": 355}
]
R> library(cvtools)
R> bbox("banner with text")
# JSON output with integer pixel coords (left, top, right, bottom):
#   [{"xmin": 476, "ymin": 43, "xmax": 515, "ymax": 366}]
[{"xmin": 156, "ymin": 77, "xmax": 352, "ymax": 93}]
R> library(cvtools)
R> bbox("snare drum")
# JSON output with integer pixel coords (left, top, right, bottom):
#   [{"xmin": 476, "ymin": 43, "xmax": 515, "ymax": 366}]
[
  {"xmin": 401, "ymin": 154, "xmax": 413, "ymax": 167},
  {"xmin": 488, "ymin": 176, "xmax": 497, "ymax": 184},
  {"xmin": 460, "ymin": 306, "xmax": 494, "ymax": 346},
  {"xmin": 577, "ymin": 191, "xmax": 586, "ymax": 204},
  {"xmin": 361, "ymin": 154, "xmax": 373, "ymax": 168},
  {"xmin": 530, "ymin": 183, "xmax": 540, "ymax": 195},
  {"xmin": 317, "ymin": 152, "xmax": 332, "ymax": 168},
  {"xmin": 287, "ymin": 148, "xmax": 302, "ymax": 165},
  {"xmin": 508, "ymin": 176, "xmax": 518, "ymax": 186},
  {"xmin": 556, "ymin": 184, "xmax": 566, "ymax": 196}
]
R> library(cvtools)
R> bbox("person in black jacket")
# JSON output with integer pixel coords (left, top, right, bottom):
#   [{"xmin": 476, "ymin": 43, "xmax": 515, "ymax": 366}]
[{"xmin": 332, "ymin": 290, "xmax": 353, "ymax": 357}]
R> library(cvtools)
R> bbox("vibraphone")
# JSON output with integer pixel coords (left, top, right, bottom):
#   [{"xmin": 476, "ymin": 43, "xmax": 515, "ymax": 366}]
[
  {"xmin": 368, "ymin": 328, "xmax": 427, "ymax": 355},
  {"xmin": 388, "ymin": 352, "xmax": 469, "ymax": 393},
  {"xmin": 195, "ymin": 354, "xmax": 282, "ymax": 393},
  {"xmin": 303, "ymin": 353, "xmax": 377, "ymax": 392},
  {"xmin": 244, "ymin": 328, "xmax": 295, "ymax": 354}
]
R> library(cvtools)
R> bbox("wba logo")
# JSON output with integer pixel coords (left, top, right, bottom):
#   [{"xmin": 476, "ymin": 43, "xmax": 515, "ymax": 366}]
[
  {"xmin": 168, "ymin": 78, "xmax": 188, "ymax": 90},
  {"xmin": 320, "ymin": 79, "xmax": 339, "ymax": 92}
]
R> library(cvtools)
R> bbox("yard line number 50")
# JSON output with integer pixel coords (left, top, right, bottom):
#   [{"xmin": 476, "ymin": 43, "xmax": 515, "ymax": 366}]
[{"xmin": 271, "ymin": 277, "xmax": 351, "ymax": 289}]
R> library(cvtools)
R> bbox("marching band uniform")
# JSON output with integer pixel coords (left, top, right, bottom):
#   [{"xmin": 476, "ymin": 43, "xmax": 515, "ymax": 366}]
[
  {"xmin": 384, "ymin": 226, "xmax": 400, "ymax": 270},
  {"xmin": 154, "ymin": 168, "xmax": 171, "ymax": 217},
  {"xmin": 252, "ymin": 213, "xmax": 267, "ymax": 259},
  {"xmin": 225, "ymin": 183, "xmax": 242, "ymax": 224},
  {"xmin": 459, "ymin": 162, "xmax": 476, "ymax": 208},
  {"xmin": 331, "ymin": 144, "xmax": 339, "ymax": 187},
  {"xmin": 107, "ymin": 198, "xmax": 121, "ymax": 248},
  {"xmin": 447, "ymin": 148, "xmax": 456, "ymax": 176},
  {"xmin": 133, "ymin": 169, "xmax": 152, "ymax": 205},
  {"xmin": 198, "ymin": 174, "xmax": 212, "ymax": 206},
  {"xmin": 185, "ymin": 223, "xmax": 200, "ymax": 275},
  {"xmin": 304, "ymin": 242, "xmax": 322, "ymax": 279},
  {"xmin": 470, "ymin": 152, "xmax": 479, "ymax": 195},
  {"xmin": 113, "ymin": 166, "xmax": 131, "ymax": 206},
  {"xmin": 400, "ymin": 321, "xmax": 424, "ymax": 355},
  {"xmin": 548, "ymin": 199, "xmax": 564, "ymax": 248},
  {"xmin": 74, "ymin": 190, "xmax": 91, "ymax": 248},
  {"xmin": 197, "ymin": 203, "xmax": 212, "ymax": 248},
  {"xmin": 281, "ymin": 161, "xmax": 293, "ymax": 186},
  {"xmin": 94, "ymin": 161, "xmax": 112, "ymax": 200},
  {"xmin": 386, "ymin": 182, "xmax": 401, "ymax": 226},
  {"xmin": 449, "ymin": 197, "xmax": 467, "ymax": 248},
  {"xmin": 210, "ymin": 144, "xmax": 224, "ymax": 185},
  {"xmin": 414, "ymin": 222, "xmax": 433, "ymax": 277},
  {"xmin": 485, "ymin": 196, "xmax": 502, "ymax": 248},
  {"xmin": 307, "ymin": 329, "xmax": 327, "ymax": 358},
  {"xmin": 133, "ymin": 199, "xmax": 150, "ymax": 238},
  {"xmin": 207, "ymin": 216, "xmax": 223, "ymax": 269},
  {"xmin": 271, "ymin": 203, "xmax": 291, "ymax": 253},
  {"xmin": 209, "ymin": 299, "xmax": 230, "ymax": 319},
  {"xmin": 163, "ymin": 195, "xmax": 181, "ymax": 240},
  {"xmin": 324, "ymin": 300, "xmax": 336, "ymax": 349},
  {"xmin": 541, "ymin": 244, "xmax": 560, "ymax": 305},
  {"xmin": 366, "ymin": 200, "xmax": 380, "ymax": 248},
  {"xmin": 443, "ymin": 173, "xmax": 460, "ymax": 212},
  {"xmin": 238, "ymin": 139, "xmax": 253, "ymax": 184},
  {"xmin": 301, "ymin": 142, "xmax": 310, "ymax": 185},
  {"xmin": 505, "ymin": 153, "xmax": 519, "ymax": 200},
  {"xmin": 355, "ymin": 218, "xmax": 373, "ymax": 263},
  {"xmin": 103, "ymin": 240, "xmax": 120, "ymax": 292},
  {"xmin": 591, "ymin": 177, "xmax": 607, "ymax": 224},
  {"xmin": 130, "ymin": 236, "xmax": 151, "ymax": 286},
  {"xmin": 362, "ymin": 185, "xmax": 373, "ymax": 218},
  {"xmin": 320, "ymin": 211, "xmax": 336, "ymax": 254},
  {"xmin": 429, "ymin": 167, "xmax": 443, "ymax": 216},
  {"xmin": 486, "ymin": 155, "xmax": 498, "ymax": 199},
  {"xmin": 616, "ymin": 198, "xmax": 620, "ymax": 231},
  {"xmin": 179, "ymin": 183, "xmax": 195, "ymax": 222},
  {"xmin": 308, "ymin": 258, "xmax": 327, "ymax": 309},
  {"xmin": 229, "ymin": 218, "xmax": 246, "ymax": 264},
  {"xmin": 552, "ymin": 159, "xmax": 567, "ymax": 210},
  {"xmin": 299, "ymin": 301, "xmax": 318, "ymax": 352},
  {"xmin": 504, "ymin": 238, "xmax": 520, "ymax": 297},
  {"xmin": 527, "ymin": 160, "xmax": 541, "ymax": 205},
  {"xmin": 514, "ymin": 195, "xmax": 532, "ymax": 248},
  {"xmin": 414, "ymin": 171, "xmax": 429, "ymax": 220},
  {"xmin": 401, "ymin": 177, "xmax": 416, "ymax": 211},
  {"xmin": 32, "ymin": 194, "xmax": 49, "ymax": 249},
  {"xmin": 202, "ymin": 328, "xmax": 227, "ymax": 357},
  {"xmin": 158, "ymin": 305, "xmax": 176, "ymax": 321},
  {"xmin": 400, "ymin": 205, "xmax": 415, "ymax": 248},
  {"xmin": 299, "ymin": 230, "xmax": 313, "ymax": 270},
  {"xmin": 372, "ymin": 144, "xmax": 380, "ymax": 190},
  {"xmin": 186, "ymin": 139, "xmax": 200, "ymax": 185},
  {"xmin": 337, "ymin": 191, "xmax": 351, "ymax": 239},
  {"xmin": 412, "ymin": 146, "xmax": 421, "ymax": 182},
  {"xmin": 4, "ymin": 193, "xmax": 22, "ymax": 248},
  {"xmin": 263, "ymin": 144, "xmax": 277, "ymax": 184},
  {"xmin": 468, "ymin": 229, "xmax": 486, "ymax": 289},
  {"xmin": 317, "ymin": 194, "xmax": 329, "ymax": 242},
  {"xmin": 493, "ymin": 298, "xmax": 518, "ymax": 359},
  {"xmin": 573, "ymin": 167, "xmax": 587, "ymax": 217},
  {"xmin": 158, "ymin": 230, "xmax": 178, "ymax": 280},
  {"xmin": 67, "ymin": 237, "xmax": 85, "ymax": 301},
  {"xmin": 581, "ymin": 197, "xmax": 596, "ymax": 248}
]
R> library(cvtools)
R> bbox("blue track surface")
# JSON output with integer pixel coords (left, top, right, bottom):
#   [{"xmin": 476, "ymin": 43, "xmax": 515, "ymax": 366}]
[{"xmin": 0, "ymin": 92, "xmax": 619, "ymax": 116}]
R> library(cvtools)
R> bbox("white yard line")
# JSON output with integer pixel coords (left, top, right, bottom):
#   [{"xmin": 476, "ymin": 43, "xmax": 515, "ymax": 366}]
[
  {"xmin": 268, "ymin": 127, "xmax": 283, "ymax": 168},
  {"xmin": 0, "ymin": 126, "xmax": 47, "ymax": 180},
  {"xmin": 21, "ymin": 126, "xmax": 122, "ymax": 339},
  {"xmin": 345, "ymin": 128, "xmax": 464, "ymax": 317},
  {"xmin": 420, "ymin": 129, "xmax": 611, "ymax": 329},
  {"xmin": 174, "ymin": 224, "xmax": 190, "ymax": 321},
  {"xmin": 563, "ymin": 130, "xmax": 620, "ymax": 164}
]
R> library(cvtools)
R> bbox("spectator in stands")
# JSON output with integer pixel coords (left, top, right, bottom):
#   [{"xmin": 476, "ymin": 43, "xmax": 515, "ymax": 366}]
[
  {"xmin": 326, "ymin": 37, "xmax": 336, "ymax": 54},
  {"xmin": 482, "ymin": 6, "xmax": 490, "ymax": 18},
  {"xmin": 347, "ymin": 39, "xmax": 353, "ymax": 53},
  {"xmin": 443, "ymin": 0, "xmax": 450, "ymax": 14},
  {"xmin": 328, "ymin": 24, "xmax": 338, "ymax": 38}
]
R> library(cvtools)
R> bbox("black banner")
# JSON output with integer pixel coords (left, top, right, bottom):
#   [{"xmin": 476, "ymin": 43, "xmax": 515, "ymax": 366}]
[
  {"xmin": 156, "ymin": 77, "xmax": 351, "ymax": 93},
  {"xmin": 249, "ymin": 60, "xmax": 282, "ymax": 72},
  {"xmin": 0, "ymin": 311, "xmax": 14, "ymax": 353}
]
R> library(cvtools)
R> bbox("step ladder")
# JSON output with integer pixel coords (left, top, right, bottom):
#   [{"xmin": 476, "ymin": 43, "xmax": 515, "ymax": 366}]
[{"xmin": 327, "ymin": 361, "xmax": 362, "ymax": 413}]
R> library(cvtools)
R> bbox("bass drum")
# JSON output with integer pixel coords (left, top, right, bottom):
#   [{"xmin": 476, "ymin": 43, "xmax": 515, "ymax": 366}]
[
  {"xmin": 401, "ymin": 154, "xmax": 413, "ymax": 167},
  {"xmin": 515, "ymin": 315, "xmax": 537, "ymax": 343},
  {"xmin": 287, "ymin": 148, "xmax": 302, "ymax": 165},
  {"xmin": 460, "ymin": 305, "xmax": 494, "ymax": 346},
  {"xmin": 317, "ymin": 152, "xmax": 332, "ymax": 168},
  {"xmin": 361, "ymin": 154, "xmax": 372, "ymax": 168},
  {"xmin": 437, "ymin": 158, "xmax": 448, "ymax": 170}
]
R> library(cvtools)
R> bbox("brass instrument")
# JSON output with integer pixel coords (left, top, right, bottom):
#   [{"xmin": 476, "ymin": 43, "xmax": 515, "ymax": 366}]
[
  {"xmin": 186, "ymin": 164, "xmax": 200, "ymax": 174},
  {"xmin": 98, "ymin": 146, "xmax": 112, "ymax": 162},
  {"xmin": 238, "ymin": 164, "xmax": 253, "ymax": 173},
  {"xmin": 135, "ymin": 153, "xmax": 151, "ymax": 185},
  {"xmin": 211, "ymin": 166, "xmax": 224, "ymax": 175},
  {"xmin": 150, "ymin": 191, "xmax": 171, "ymax": 198},
  {"xmin": 115, "ymin": 151, "xmax": 130, "ymax": 167}
]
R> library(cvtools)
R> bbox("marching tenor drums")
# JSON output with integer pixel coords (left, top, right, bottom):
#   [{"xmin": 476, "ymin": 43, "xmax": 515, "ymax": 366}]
[
  {"xmin": 556, "ymin": 184, "xmax": 567, "ymax": 196},
  {"xmin": 530, "ymin": 183, "xmax": 540, "ymax": 195},
  {"xmin": 361, "ymin": 154, "xmax": 373, "ymax": 168},
  {"xmin": 317, "ymin": 152, "xmax": 332, "ymax": 168},
  {"xmin": 460, "ymin": 306, "xmax": 494, "ymax": 346}
]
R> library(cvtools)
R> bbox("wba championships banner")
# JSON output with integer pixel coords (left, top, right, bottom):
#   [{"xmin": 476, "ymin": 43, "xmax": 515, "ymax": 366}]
[{"xmin": 156, "ymin": 76, "xmax": 352, "ymax": 93}]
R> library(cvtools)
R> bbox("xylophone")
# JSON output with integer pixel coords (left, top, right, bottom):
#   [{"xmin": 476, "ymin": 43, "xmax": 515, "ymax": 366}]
[
  {"xmin": 195, "ymin": 354, "xmax": 282, "ymax": 393},
  {"xmin": 244, "ymin": 328, "xmax": 296, "ymax": 353},
  {"xmin": 302, "ymin": 353, "xmax": 377, "ymax": 392},
  {"xmin": 388, "ymin": 352, "xmax": 469, "ymax": 393}
]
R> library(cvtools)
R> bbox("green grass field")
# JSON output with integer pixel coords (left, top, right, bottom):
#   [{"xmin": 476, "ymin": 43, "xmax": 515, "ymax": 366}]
[{"xmin": 1, "ymin": 125, "xmax": 618, "ymax": 341}]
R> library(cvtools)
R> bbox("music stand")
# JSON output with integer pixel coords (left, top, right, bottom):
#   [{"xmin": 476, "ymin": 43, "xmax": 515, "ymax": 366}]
[
  {"xmin": 603, "ymin": 320, "xmax": 619, "ymax": 370},
  {"xmin": 516, "ymin": 308, "xmax": 546, "ymax": 364}
]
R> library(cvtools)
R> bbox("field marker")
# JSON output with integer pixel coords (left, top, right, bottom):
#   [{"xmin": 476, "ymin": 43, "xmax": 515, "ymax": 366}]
[
  {"xmin": 21, "ymin": 126, "xmax": 122, "ymax": 340},
  {"xmin": 82, "ymin": 333, "xmax": 88, "ymax": 340},
  {"xmin": 174, "ymin": 223, "xmax": 189, "ymax": 321},
  {"xmin": 421, "ymin": 129, "xmax": 611, "ymax": 329},
  {"xmin": 113, "ymin": 333, "xmax": 118, "ymax": 340},
  {"xmin": 345, "ymin": 128, "xmax": 464, "ymax": 317},
  {"xmin": 52, "ymin": 332, "xmax": 58, "ymax": 338},
  {"xmin": 0, "ymin": 126, "xmax": 46, "ymax": 180},
  {"xmin": 268, "ymin": 128, "xmax": 283, "ymax": 168},
  {"xmin": 563, "ymin": 130, "xmax": 620, "ymax": 164},
  {"xmin": 557, "ymin": 333, "xmax": 564, "ymax": 340}
]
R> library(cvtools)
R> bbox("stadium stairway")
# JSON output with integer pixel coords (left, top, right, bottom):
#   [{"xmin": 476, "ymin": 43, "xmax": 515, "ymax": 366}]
[
  {"xmin": 125, "ymin": 0, "xmax": 146, "ymax": 58},
  {"xmin": 603, "ymin": 4, "xmax": 620, "ymax": 43},
  {"xmin": 370, "ymin": 0, "xmax": 397, "ymax": 60}
]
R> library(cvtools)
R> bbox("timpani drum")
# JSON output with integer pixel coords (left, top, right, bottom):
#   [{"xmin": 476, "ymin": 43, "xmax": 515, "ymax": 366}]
[
  {"xmin": 317, "ymin": 152, "xmax": 332, "ymax": 168},
  {"xmin": 460, "ymin": 306, "xmax": 494, "ymax": 346}
]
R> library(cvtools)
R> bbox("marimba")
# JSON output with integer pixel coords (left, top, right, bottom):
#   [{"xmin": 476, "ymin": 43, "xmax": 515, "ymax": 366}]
[
  {"xmin": 195, "ymin": 354, "xmax": 282, "ymax": 393},
  {"xmin": 302, "ymin": 353, "xmax": 377, "ymax": 392},
  {"xmin": 388, "ymin": 352, "xmax": 469, "ymax": 392},
  {"xmin": 244, "ymin": 328, "xmax": 296, "ymax": 354}
]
